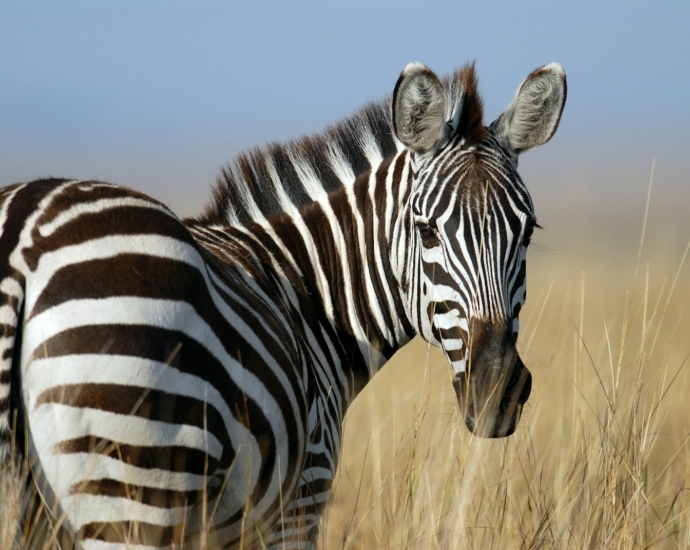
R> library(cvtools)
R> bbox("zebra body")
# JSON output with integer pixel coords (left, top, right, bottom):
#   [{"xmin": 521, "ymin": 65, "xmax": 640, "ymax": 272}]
[{"xmin": 0, "ymin": 62, "xmax": 566, "ymax": 548}]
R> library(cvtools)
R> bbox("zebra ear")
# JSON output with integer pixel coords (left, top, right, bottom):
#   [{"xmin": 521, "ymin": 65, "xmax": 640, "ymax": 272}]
[
  {"xmin": 490, "ymin": 63, "xmax": 567, "ymax": 155},
  {"xmin": 392, "ymin": 63, "xmax": 448, "ymax": 154}
]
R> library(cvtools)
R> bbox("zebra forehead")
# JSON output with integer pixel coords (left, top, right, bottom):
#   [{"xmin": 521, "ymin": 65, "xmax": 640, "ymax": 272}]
[{"xmin": 414, "ymin": 151, "xmax": 533, "ymax": 220}]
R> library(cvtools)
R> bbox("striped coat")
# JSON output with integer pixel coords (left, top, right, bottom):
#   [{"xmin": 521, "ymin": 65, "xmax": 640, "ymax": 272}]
[{"xmin": 0, "ymin": 61, "xmax": 566, "ymax": 548}]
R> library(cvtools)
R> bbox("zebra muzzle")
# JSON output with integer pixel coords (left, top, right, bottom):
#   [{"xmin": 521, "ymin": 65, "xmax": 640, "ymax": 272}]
[{"xmin": 451, "ymin": 327, "xmax": 532, "ymax": 438}]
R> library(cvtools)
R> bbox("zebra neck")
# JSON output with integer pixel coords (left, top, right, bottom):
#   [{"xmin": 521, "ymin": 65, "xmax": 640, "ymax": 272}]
[{"xmin": 266, "ymin": 152, "xmax": 417, "ymax": 383}]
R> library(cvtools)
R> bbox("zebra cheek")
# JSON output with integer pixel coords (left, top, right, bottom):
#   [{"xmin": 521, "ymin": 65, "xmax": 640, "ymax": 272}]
[{"xmin": 420, "ymin": 245, "xmax": 445, "ymax": 265}]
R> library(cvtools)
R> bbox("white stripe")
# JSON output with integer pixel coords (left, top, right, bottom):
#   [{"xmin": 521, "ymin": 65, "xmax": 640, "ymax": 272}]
[
  {"xmin": 60, "ymin": 493, "xmax": 186, "ymax": 529},
  {"xmin": 45, "ymin": 443, "xmax": 209, "ymax": 492},
  {"xmin": 0, "ymin": 305, "xmax": 17, "ymax": 325},
  {"xmin": 420, "ymin": 245, "xmax": 446, "ymax": 266},
  {"xmin": 300, "ymin": 466, "xmax": 333, "ymax": 483},
  {"xmin": 288, "ymin": 147, "xmax": 328, "ymax": 201},
  {"xmin": 0, "ymin": 276, "xmax": 22, "ymax": 298},
  {"xmin": 433, "ymin": 309, "xmax": 468, "ymax": 331},
  {"xmin": 429, "ymin": 283, "xmax": 465, "ymax": 306},
  {"xmin": 441, "ymin": 338, "xmax": 464, "ymax": 351},
  {"xmin": 230, "ymin": 170, "xmax": 266, "ymax": 222},
  {"xmin": 451, "ymin": 358, "xmax": 467, "ymax": 374},
  {"xmin": 33, "ymin": 404, "xmax": 223, "ymax": 459},
  {"xmin": 326, "ymin": 142, "xmax": 356, "ymax": 186},
  {"xmin": 358, "ymin": 125, "xmax": 383, "ymax": 167}
]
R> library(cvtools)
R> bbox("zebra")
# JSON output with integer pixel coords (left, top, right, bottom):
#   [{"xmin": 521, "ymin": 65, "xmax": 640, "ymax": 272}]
[{"xmin": 0, "ymin": 60, "xmax": 566, "ymax": 548}]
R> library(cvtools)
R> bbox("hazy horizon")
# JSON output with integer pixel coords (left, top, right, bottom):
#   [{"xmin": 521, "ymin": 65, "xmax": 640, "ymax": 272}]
[{"xmin": 2, "ymin": 2, "xmax": 688, "ymax": 243}]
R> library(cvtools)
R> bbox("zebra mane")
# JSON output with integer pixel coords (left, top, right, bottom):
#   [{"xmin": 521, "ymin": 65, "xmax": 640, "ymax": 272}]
[{"xmin": 195, "ymin": 63, "xmax": 483, "ymax": 227}]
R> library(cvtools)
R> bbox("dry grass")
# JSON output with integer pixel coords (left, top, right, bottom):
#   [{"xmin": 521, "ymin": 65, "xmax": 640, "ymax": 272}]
[
  {"xmin": 0, "ymin": 448, "xmax": 24, "ymax": 549},
  {"xmin": 320, "ymin": 182, "xmax": 690, "ymax": 548},
  {"xmin": 3, "ymin": 175, "xmax": 690, "ymax": 548}
]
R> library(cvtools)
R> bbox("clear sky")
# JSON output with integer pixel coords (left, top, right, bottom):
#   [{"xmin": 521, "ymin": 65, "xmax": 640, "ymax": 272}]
[{"xmin": 1, "ymin": 1, "xmax": 688, "ymax": 230}]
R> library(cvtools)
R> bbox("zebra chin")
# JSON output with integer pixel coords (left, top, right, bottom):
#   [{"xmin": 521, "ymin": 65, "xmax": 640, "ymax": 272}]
[{"xmin": 450, "ymin": 335, "xmax": 532, "ymax": 438}]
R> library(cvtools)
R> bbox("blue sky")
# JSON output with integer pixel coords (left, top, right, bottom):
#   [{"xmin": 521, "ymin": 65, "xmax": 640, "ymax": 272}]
[{"xmin": 1, "ymin": 1, "xmax": 688, "ymax": 225}]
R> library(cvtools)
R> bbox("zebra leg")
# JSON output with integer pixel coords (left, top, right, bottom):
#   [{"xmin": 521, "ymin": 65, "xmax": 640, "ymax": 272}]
[
  {"xmin": 0, "ymin": 182, "xmax": 36, "ymax": 464},
  {"xmin": 0, "ymin": 264, "xmax": 22, "ymax": 465}
]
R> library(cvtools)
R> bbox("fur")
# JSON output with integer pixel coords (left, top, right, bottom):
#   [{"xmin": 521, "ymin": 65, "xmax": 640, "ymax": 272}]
[
  {"xmin": 194, "ymin": 64, "xmax": 486, "ymax": 228},
  {"xmin": 392, "ymin": 62, "xmax": 448, "ymax": 154},
  {"xmin": 489, "ymin": 63, "xmax": 567, "ymax": 155}
]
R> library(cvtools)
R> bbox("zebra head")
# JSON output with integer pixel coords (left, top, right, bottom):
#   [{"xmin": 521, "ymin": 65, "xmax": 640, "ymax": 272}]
[{"xmin": 392, "ymin": 62, "xmax": 566, "ymax": 437}]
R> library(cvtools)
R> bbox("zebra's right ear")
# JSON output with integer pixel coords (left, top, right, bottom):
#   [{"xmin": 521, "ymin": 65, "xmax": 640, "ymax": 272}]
[{"xmin": 392, "ymin": 63, "xmax": 448, "ymax": 155}]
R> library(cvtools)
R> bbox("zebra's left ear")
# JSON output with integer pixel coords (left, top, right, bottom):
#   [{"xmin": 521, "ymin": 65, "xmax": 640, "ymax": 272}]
[
  {"xmin": 490, "ymin": 63, "xmax": 567, "ymax": 156},
  {"xmin": 392, "ymin": 63, "xmax": 449, "ymax": 155}
]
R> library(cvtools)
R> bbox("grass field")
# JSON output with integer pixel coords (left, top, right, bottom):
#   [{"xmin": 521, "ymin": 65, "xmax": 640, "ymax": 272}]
[
  {"xmin": 2, "ymin": 173, "xmax": 690, "ymax": 549},
  {"xmin": 320, "ymin": 177, "xmax": 690, "ymax": 548}
]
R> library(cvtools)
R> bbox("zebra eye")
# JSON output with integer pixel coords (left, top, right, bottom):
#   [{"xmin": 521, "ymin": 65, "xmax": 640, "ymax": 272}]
[
  {"xmin": 522, "ymin": 220, "xmax": 540, "ymax": 247},
  {"xmin": 418, "ymin": 224, "xmax": 434, "ymax": 239},
  {"xmin": 416, "ymin": 223, "xmax": 439, "ymax": 246},
  {"xmin": 522, "ymin": 226, "xmax": 533, "ymax": 247}
]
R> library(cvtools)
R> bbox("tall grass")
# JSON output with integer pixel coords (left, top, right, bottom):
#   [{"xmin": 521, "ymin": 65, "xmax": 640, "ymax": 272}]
[{"xmin": 321, "ymin": 188, "xmax": 690, "ymax": 547}]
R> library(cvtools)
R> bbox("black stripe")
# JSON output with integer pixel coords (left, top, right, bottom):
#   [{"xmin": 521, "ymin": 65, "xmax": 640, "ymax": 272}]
[
  {"xmin": 28, "ymin": 254, "xmax": 207, "ymax": 319},
  {"xmin": 36, "ymin": 383, "xmax": 230, "ymax": 446},
  {"xmin": 28, "ymin": 204, "xmax": 194, "ymax": 271},
  {"xmin": 269, "ymin": 146, "xmax": 312, "ymax": 208}
]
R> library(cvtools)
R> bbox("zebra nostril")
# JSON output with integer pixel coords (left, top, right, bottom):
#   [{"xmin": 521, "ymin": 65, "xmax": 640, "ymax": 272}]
[{"xmin": 518, "ymin": 367, "xmax": 532, "ymax": 405}]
